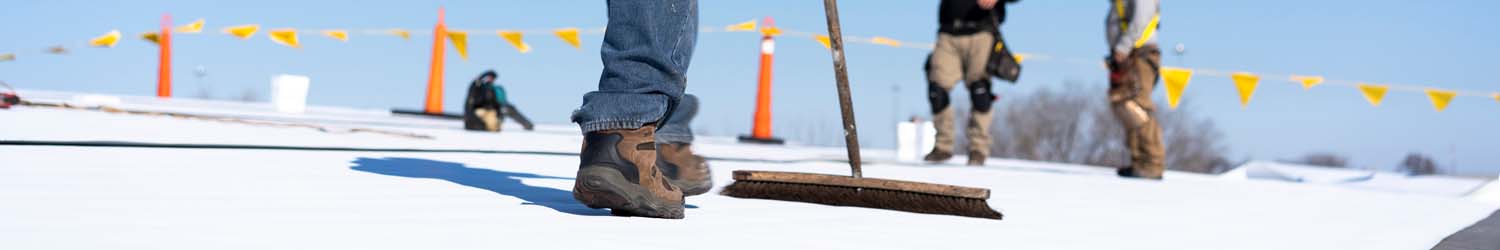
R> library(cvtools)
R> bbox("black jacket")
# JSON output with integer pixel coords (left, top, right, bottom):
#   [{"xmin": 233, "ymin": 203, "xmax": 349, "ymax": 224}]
[
  {"xmin": 465, "ymin": 70, "xmax": 501, "ymax": 112},
  {"xmin": 463, "ymin": 70, "xmax": 501, "ymax": 130},
  {"xmin": 938, "ymin": 0, "xmax": 1015, "ymax": 35}
]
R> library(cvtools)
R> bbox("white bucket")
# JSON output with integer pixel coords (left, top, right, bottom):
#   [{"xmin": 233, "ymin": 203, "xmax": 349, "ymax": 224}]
[
  {"xmin": 270, "ymin": 74, "xmax": 310, "ymax": 114},
  {"xmin": 896, "ymin": 120, "xmax": 937, "ymax": 163}
]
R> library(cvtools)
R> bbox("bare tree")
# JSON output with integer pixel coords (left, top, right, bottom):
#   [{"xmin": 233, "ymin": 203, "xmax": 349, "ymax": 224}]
[
  {"xmin": 1157, "ymin": 99, "xmax": 1234, "ymax": 173},
  {"xmin": 1400, "ymin": 152, "xmax": 1439, "ymax": 175},
  {"xmin": 989, "ymin": 84, "xmax": 1099, "ymax": 164},
  {"xmin": 1289, "ymin": 153, "xmax": 1348, "ymax": 168},
  {"xmin": 987, "ymin": 83, "xmax": 1233, "ymax": 174}
]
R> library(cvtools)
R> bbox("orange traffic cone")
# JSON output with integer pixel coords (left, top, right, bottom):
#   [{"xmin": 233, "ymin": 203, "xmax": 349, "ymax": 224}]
[
  {"xmin": 738, "ymin": 17, "xmax": 784, "ymax": 145},
  {"xmin": 391, "ymin": 9, "xmax": 461, "ymax": 119},
  {"xmin": 156, "ymin": 13, "xmax": 172, "ymax": 98},
  {"xmin": 423, "ymin": 8, "xmax": 447, "ymax": 115}
]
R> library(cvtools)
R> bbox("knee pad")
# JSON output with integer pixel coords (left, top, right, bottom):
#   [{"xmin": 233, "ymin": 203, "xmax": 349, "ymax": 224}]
[
  {"xmin": 968, "ymin": 80, "xmax": 996, "ymax": 112},
  {"xmin": 928, "ymin": 82, "xmax": 950, "ymax": 114}
]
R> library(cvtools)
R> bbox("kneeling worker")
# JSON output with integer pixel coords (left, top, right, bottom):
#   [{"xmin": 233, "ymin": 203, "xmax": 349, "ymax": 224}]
[{"xmin": 464, "ymin": 70, "xmax": 534, "ymax": 132}]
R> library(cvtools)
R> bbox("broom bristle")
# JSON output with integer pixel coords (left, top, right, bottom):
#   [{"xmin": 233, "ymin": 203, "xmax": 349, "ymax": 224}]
[{"xmin": 721, "ymin": 180, "xmax": 1003, "ymax": 220}]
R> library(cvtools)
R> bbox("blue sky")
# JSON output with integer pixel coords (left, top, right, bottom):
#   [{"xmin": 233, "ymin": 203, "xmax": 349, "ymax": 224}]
[{"xmin": 3, "ymin": 0, "xmax": 1498, "ymax": 174}]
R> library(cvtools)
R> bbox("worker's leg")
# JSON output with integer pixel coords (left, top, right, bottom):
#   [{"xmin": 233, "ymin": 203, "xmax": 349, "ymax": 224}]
[
  {"xmin": 960, "ymin": 32, "xmax": 997, "ymax": 163},
  {"xmin": 656, "ymin": 94, "xmax": 697, "ymax": 144},
  {"xmin": 572, "ymin": 0, "xmax": 696, "ymax": 219},
  {"xmin": 475, "ymin": 108, "xmax": 501, "ymax": 132},
  {"xmin": 463, "ymin": 106, "xmax": 484, "ymax": 131},
  {"xmin": 925, "ymin": 33, "xmax": 963, "ymax": 162},
  {"xmin": 572, "ymin": 0, "xmax": 698, "ymax": 132},
  {"xmin": 500, "ymin": 104, "xmax": 535, "ymax": 131},
  {"xmin": 1109, "ymin": 45, "xmax": 1165, "ymax": 179},
  {"xmin": 1128, "ymin": 45, "xmax": 1165, "ymax": 178},
  {"xmin": 655, "ymin": 94, "xmax": 711, "ymax": 196}
]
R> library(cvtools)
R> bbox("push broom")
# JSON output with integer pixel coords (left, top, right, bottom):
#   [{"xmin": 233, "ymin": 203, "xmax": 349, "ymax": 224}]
[{"xmin": 720, "ymin": 0, "xmax": 1004, "ymax": 220}]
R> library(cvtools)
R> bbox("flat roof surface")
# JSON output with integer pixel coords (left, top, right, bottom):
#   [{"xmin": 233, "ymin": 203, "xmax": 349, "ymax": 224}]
[{"xmin": 2, "ymin": 92, "xmax": 1496, "ymax": 249}]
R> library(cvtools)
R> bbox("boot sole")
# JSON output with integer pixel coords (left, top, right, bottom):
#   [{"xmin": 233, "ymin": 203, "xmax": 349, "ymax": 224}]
[
  {"xmin": 672, "ymin": 179, "xmax": 713, "ymax": 197},
  {"xmin": 574, "ymin": 166, "xmax": 684, "ymax": 219}
]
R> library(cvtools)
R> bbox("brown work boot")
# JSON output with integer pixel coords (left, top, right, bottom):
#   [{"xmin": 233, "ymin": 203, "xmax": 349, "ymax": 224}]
[
  {"xmin": 923, "ymin": 149, "xmax": 954, "ymax": 163},
  {"xmin": 573, "ymin": 125, "xmax": 685, "ymax": 219},
  {"xmin": 967, "ymin": 151, "xmax": 987, "ymax": 166},
  {"xmin": 657, "ymin": 143, "xmax": 713, "ymax": 196},
  {"xmin": 1116, "ymin": 166, "xmax": 1163, "ymax": 180}
]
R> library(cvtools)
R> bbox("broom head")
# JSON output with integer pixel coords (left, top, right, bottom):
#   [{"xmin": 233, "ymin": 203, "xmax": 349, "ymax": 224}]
[{"xmin": 721, "ymin": 170, "xmax": 1003, "ymax": 220}]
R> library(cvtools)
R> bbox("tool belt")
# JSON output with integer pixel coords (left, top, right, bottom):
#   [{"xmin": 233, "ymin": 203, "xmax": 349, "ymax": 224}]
[{"xmin": 1107, "ymin": 44, "xmax": 1160, "ymax": 84}]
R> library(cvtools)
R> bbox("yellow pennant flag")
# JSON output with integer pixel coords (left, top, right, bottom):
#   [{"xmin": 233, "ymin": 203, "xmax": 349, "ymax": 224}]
[
  {"xmin": 1161, "ymin": 67, "xmax": 1194, "ymax": 109},
  {"xmin": 553, "ymin": 28, "xmax": 581, "ymax": 49},
  {"xmin": 869, "ymin": 37, "xmax": 902, "ymax": 47},
  {"xmin": 498, "ymin": 31, "xmax": 532, "ymax": 53},
  {"xmin": 141, "ymin": 32, "xmax": 161, "ymax": 45},
  {"xmin": 222, "ymin": 25, "xmax": 260, "ymax": 40},
  {"xmin": 725, "ymin": 20, "xmax": 756, "ymax": 32},
  {"xmin": 269, "ymin": 29, "xmax": 300, "ymax": 48},
  {"xmin": 90, "ymin": 30, "xmax": 122, "ymax": 48},
  {"xmin": 1231, "ymin": 72, "xmax": 1260, "ymax": 107},
  {"xmin": 388, "ymin": 29, "xmax": 411, "ymax": 40},
  {"xmin": 1290, "ymin": 75, "xmax": 1324, "ymax": 90},
  {"xmin": 1425, "ymin": 89, "xmax": 1457, "ymax": 112},
  {"xmin": 175, "ymin": 19, "xmax": 205, "ymax": 33},
  {"xmin": 0, "ymin": 53, "xmax": 14, "ymax": 62},
  {"xmin": 1356, "ymin": 83, "xmax": 1389, "ymax": 107},
  {"xmin": 760, "ymin": 27, "xmax": 782, "ymax": 37},
  {"xmin": 321, "ymin": 30, "xmax": 349, "ymax": 42},
  {"xmin": 447, "ymin": 30, "xmax": 469, "ymax": 60},
  {"xmin": 814, "ymin": 35, "xmax": 831, "ymax": 49}
]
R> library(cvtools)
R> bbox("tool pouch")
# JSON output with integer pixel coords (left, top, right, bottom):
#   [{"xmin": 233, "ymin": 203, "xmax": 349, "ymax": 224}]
[
  {"xmin": 985, "ymin": 14, "xmax": 1021, "ymax": 84},
  {"xmin": 985, "ymin": 34, "xmax": 1021, "ymax": 83}
]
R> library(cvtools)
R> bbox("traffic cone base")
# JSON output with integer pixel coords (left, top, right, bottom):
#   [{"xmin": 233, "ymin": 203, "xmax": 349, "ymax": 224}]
[{"xmin": 737, "ymin": 135, "xmax": 785, "ymax": 145}]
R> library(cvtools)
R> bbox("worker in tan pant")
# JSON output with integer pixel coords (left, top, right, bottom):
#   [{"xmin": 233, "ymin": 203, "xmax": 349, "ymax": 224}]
[
  {"xmin": 1107, "ymin": 0, "xmax": 1164, "ymax": 179},
  {"xmin": 926, "ymin": 33, "xmax": 996, "ymax": 166},
  {"xmin": 925, "ymin": 0, "xmax": 1010, "ymax": 166},
  {"xmin": 1109, "ymin": 44, "xmax": 1164, "ymax": 179}
]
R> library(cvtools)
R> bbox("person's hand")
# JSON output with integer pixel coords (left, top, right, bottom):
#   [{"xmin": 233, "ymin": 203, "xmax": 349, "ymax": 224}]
[{"xmin": 978, "ymin": 0, "xmax": 999, "ymax": 10}]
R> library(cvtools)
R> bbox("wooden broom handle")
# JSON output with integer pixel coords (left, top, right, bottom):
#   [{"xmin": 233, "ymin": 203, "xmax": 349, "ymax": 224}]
[{"xmin": 822, "ymin": 0, "xmax": 862, "ymax": 178}]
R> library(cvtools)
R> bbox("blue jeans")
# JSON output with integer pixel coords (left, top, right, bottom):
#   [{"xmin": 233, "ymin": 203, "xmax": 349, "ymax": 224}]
[
  {"xmin": 572, "ymin": 0, "xmax": 698, "ymax": 133},
  {"xmin": 656, "ymin": 94, "xmax": 697, "ymax": 144}
]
